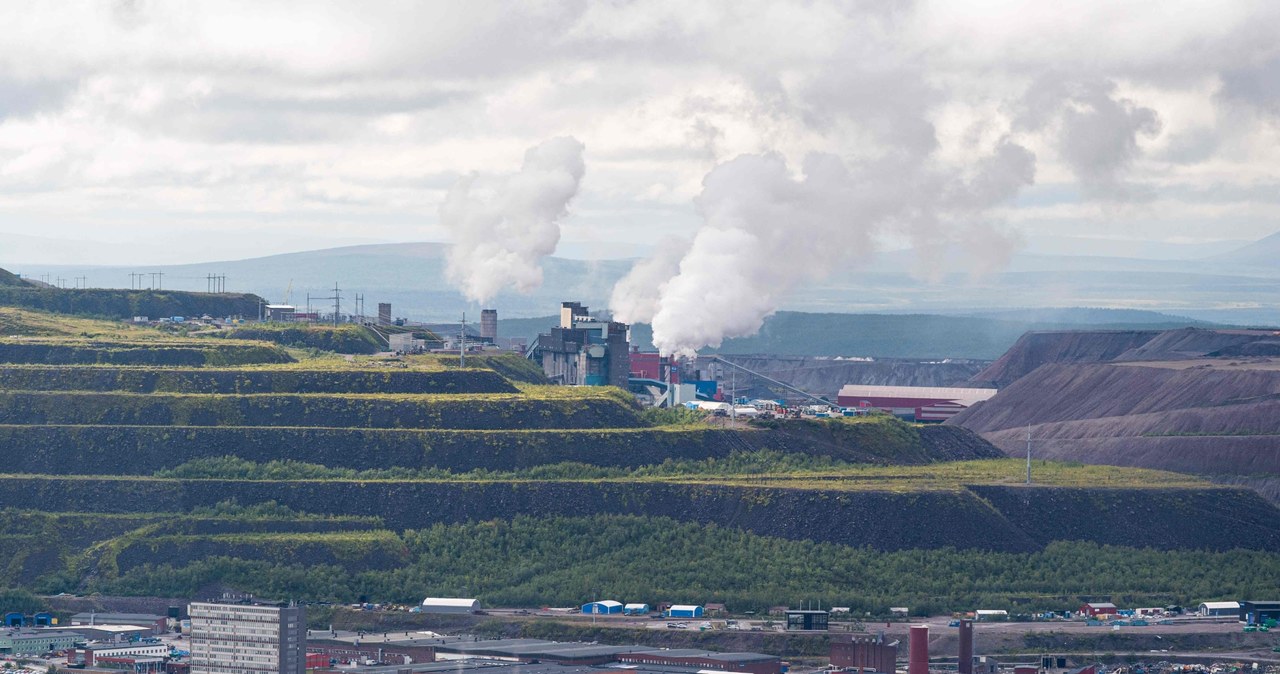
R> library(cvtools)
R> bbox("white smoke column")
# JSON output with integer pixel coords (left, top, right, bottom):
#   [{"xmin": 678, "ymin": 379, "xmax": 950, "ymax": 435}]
[
  {"xmin": 613, "ymin": 141, "xmax": 1036, "ymax": 357},
  {"xmin": 608, "ymin": 236, "xmax": 688, "ymax": 325},
  {"xmin": 642, "ymin": 152, "xmax": 873, "ymax": 358},
  {"xmin": 441, "ymin": 136, "xmax": 585, "ymax": 303}
]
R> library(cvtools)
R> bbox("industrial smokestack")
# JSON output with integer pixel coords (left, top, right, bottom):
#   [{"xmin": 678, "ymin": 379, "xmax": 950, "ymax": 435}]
[
  {"xmin": 481, "ymin": 309, "xmax": 497, "ymax": 340},
  {"xmin": 958, "ymin": 620, "xmax": 973, "ymax": 674},
  {"xmin": 909, "ymin": 625, "xmax": 929, "ymax": 674}
]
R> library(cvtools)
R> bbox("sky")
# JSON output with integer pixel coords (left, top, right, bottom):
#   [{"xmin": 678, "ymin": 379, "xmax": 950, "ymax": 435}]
[{"xmin": 1, "ymin": 0, "xmax": 1279, "ymax": 266}]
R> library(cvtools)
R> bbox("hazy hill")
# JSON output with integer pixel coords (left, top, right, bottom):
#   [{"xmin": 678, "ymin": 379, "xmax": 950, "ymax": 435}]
[
  {"xmin": 9, "ymin": 231, "xmax": 1280, "ymax": 324},
  {"xmin": 502, "ymin": 310, "xmax": 1217, "ymax": 360},
  {"xmin": 0, "ymin": 267, "xmax": 32, "ymax": 287}
]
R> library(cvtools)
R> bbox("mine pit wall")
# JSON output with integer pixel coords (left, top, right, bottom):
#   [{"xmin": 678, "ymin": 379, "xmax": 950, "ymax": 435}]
[
  {"xmin": 0, "ymin": 478, "xmax": 1275, "ymax": 553},
  {"xmin": 0, "ymin": 424, "xmax": 1002, "ymax": 476},
  {"xmin": 0, "ymin": 366, "xmax": 519, "ymax": 394}
]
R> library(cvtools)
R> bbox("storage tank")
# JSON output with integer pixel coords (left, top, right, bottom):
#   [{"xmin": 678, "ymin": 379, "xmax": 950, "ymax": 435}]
[{"xmin": 909, "ymin": 625, "xmax": 929, "ymax": 674}]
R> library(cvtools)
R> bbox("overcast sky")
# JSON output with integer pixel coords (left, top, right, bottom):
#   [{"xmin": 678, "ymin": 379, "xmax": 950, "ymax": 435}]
[{"xmin": 1, "ymin": 0, "xmax": 1278, "ymax": 265}]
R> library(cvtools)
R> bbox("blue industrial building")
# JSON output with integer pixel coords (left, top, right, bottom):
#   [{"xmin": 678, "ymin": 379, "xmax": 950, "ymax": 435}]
[
  {"xmin": 623, "ymin": 604, "xmax": 650, "ymax": 616},
  {"xmin": 582, "ymin": 601, "xmax": 623, "ymax": 615},
  {"xmin": 665, "ymin": 605, "xmax": 704, "ymax": 618}
]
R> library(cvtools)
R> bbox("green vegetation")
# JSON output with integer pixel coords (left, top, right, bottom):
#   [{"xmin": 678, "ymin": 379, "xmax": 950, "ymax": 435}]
[
  {"xmin": 445, "ymin": 353, "xmax": 548, "ymax": 384},
  {"xmin": 0, "ymin": 389, "xmax": 643, "ymax": 430},
  {"xmin": 0, "ymin": 338, "xmax": 292, "ymax": 366},
  {"xmin": 209, "ymin": 324, "xmax": 385, "ymax": 354},
  {"xmin": 0, "ymin": 307, "xmax": 156, "ymax": 338},
  {"xmin": 153, "ymin": 450, "xmax": 858, "ymax": 481},
  {"xmin": 0, "ymin": 364, "xmax": 518, "ymax": 394},
  {"xmin": 0, "ymin": 287, "xmax": 262, "ymax": 320},
  {"xmin": 0, "ymin": 301, "xmax": 1274, "ymax": 613},
  {"xmin": 149, "ymin": 455, "xmax": 1204, "ymax": 490},
  {"xmin": 73, "ymin": 515, "xmax": 1280, "ymax": 613}
]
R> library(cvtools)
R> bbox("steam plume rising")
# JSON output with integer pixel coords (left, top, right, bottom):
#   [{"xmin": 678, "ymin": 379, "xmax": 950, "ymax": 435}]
[
  {"xmin": 441, "ymin": 137, "xmax": 585, "ymax": 303},
  {"xmin": 614, "ymin": 143, "xmax": 1034, "ymax": 358}
]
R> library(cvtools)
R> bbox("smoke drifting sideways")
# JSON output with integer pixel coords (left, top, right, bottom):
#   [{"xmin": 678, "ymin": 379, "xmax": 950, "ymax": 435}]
[
  {"xmin": 611, "ymin": 144, "xmax": 1035, "ymax": 358},
  {"xmin": 441, "ymin": 137, "xmax": 586, "ymax": 304}
]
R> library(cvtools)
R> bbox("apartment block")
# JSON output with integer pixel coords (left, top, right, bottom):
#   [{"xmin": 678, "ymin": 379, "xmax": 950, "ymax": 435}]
[{"xmin": 189, "ymin": 602, "xmax": 304, "ymax": 674}]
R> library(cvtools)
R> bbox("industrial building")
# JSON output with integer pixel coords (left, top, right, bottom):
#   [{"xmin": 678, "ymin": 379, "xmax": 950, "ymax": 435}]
[
  {"xmin": 69, "ymin": 643, "xmax": 170, "ymax": 666},
  {"xmin": 784, "ymin": 609, "xmax": 829, "ymax": 631},
  {"xmin": 0, "ymin": 629, "xmax": 82, "ymax": 655},
  {"xmin": 665, "ymin": 605, "xmax": 704, "ymax": 618},
  {"xmin": 623, "ymin": 603, "xmax": 649, "ymax": 615},
  {"xmin": 2, "ymin": 612, "xmax": 53, "ymax": 627},
  {"xmin": 836, "ymin": 385, "xmax": 998, "ymax": 422},
  {"xmin": 616, "ymin": 650, "xmax": 782, "ymax": 674},
  {"xmin": 264, "ymin": 304, "xmax": 297, "ymax": 322},
  {"xmin": 418, "ymin": 598, "xmax": 480, "ymax": 614},
  {"xmin": 432, "ymin": 638, "xmax": 648, "ymax": 666},
  {"xmin": 189, "ymin": 602, "xmax": 305, "ymax": 674},
  {"xmin": 581, "ymin": 601, "xmax": 622, "ymax": 615},
  {"xmin": 1080, "ymin": 602, "xmax": 1118, "ymax": 617},
  {"xmin": 829, "ymin": 636, "xmax": 897, "ymax": 673},
  {"xmin": 305, "ymin": 635, "xmax": 780, "ymax": 674},
  {"xmin": 1240, "ymin": 600, "xmax": 1280, "ymax": 625},
  {"xmin": 71, "ymin": 612, "xmax": 168, "ymax": 635},
  {"xmin": 533, "ymin": 302, "xmax": 630, "ymax": 387},
  {"xmin": 317, "ymin": 658, "xmax": 776, "ymax": 674},
  {"xmin": 1199, "ymin": 601, "xmax": 1240, "ymax": 616}
]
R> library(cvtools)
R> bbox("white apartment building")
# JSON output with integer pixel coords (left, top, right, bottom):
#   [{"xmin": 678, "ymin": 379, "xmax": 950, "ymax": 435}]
[{"xmin": 189, "ymin": 602, "xmax": 305, "ymax": 674}]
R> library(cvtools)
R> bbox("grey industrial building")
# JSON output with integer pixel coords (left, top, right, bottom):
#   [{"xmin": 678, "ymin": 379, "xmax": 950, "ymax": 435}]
[
  {"xmin": 1240, "ymin": 600, "xmax": 1280, "ymax": 625},
  {"xmin": 534, "ymin": 302, "xmax": 629, "ymax": 387}
]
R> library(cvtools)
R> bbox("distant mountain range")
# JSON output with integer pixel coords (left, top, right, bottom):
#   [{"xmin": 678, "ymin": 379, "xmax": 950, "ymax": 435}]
[
  {"xmin": 5, "ymin": 231, "xmax": 1279, "ymax": 325},
  {"xmin": 498, "ymin": 309, "xmax": 1217, "ymax": 360}
]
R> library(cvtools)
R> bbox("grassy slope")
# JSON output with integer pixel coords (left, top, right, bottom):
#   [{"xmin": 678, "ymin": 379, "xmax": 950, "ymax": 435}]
[{"xmin": 0, "ymin": 303, "xmax": 1275, "ymax": 611}]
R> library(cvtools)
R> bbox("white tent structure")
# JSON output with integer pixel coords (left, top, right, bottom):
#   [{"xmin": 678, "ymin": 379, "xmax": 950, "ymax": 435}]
[{"xmin": 419, "ymin": 598, "xmax": 480, "ymax": 614}]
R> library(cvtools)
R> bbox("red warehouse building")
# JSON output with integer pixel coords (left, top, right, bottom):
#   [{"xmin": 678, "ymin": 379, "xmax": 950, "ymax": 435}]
[
  {"xmin": 1081, "ymin": 602, "xmax": 1118, "ymax": 617},
  {"xmin": 836, "ymin": 385, "xmax": 997, "ymax": 422}
]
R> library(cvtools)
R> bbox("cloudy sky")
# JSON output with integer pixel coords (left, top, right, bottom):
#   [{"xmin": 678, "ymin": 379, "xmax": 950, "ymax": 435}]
[{"xmin": 1, "ymin": 0, "xmax": 1278, "ymax": 265}]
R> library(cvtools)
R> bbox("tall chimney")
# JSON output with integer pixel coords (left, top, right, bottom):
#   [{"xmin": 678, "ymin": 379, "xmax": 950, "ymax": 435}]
[
  {"xmin": 481, "ymin": 309, "xmax": 498, "ymax": 340},
  {"xmin": 958, "ymin": 620, "xmax": 973, "ymax": 674},
  {"xmin": 909, "ymin": 625, "xmax": 929, "ymax": 674}
]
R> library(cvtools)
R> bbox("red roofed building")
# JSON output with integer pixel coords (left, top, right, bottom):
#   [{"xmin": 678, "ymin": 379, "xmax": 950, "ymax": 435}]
[{"xmin": 836, "ymin": 385, "xmax": 998, "ymax": 422}]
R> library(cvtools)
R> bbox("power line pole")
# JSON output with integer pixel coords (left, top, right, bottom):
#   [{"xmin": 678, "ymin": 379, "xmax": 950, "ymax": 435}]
[
  {"xmin": 333, "ymin": 282, "xmax": 340, "ymax": 326},
  {"xmin": 74, "ymin": 276, "xmax": 87, "ymax": 289},
  {"xmin": 1024, "ymin": 424, "xmax": 1034, "ymax": 483},
  {"xmin": 459, "ymin": 313, "xmax": 466, "ymax": 367}
]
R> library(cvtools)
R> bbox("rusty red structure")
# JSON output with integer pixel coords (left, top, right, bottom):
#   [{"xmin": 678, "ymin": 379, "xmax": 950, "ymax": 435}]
[
  {"xmin": 958, "ymin": 619, "xmax": 974, "ymax": 674},
  {"xmin": 909, "ymin": 625, "xmax": 929, "ymax": 674}
]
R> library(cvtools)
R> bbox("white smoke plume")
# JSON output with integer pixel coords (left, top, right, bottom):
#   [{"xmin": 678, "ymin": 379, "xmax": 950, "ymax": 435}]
[
  {"xmin": 613, "ymin": 142, "xmax": 1035, "ymax": 357},
  {"xmin": 607, "ymin": 236, "xmax": 688, "ymax": 325},
  {"xmin": 441, "ymin": 136, "xmax": 585, "ymax": 303}
]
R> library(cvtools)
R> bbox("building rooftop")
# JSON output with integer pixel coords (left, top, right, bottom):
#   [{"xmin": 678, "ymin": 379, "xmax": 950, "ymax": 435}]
[
  {"xmin": 837, "ymin": 385, "xmax": 997, "ymax": 407},
  {"xmin": 71, "ymin": 613, "xmax": 164, "ymax": 622},
  {"xmin": 327, "ymin": 658, "xmax": 752, "ymax": 674},
  {"xmin": 624, "ymin": 650, "xmax": 776, "ymax": 663}
]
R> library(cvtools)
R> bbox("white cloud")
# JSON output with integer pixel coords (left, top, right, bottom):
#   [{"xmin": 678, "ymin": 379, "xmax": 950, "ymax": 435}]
[{"xmin": 0, "ymin": 0, "xmax": 1275, "ymax": 269}]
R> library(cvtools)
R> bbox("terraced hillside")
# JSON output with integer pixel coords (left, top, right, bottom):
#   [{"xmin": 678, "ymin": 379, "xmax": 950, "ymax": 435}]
[
  {"xmin": 0, "ymin": 267, "xmax": 263, "ymax": 318},
  {"xmin": 952, "ymin": 328, "xmax": 1280, "ymax": 501},
  {"xmin": 1, "ymin": 307, "xmax": 1278, "ymax": 613}
]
